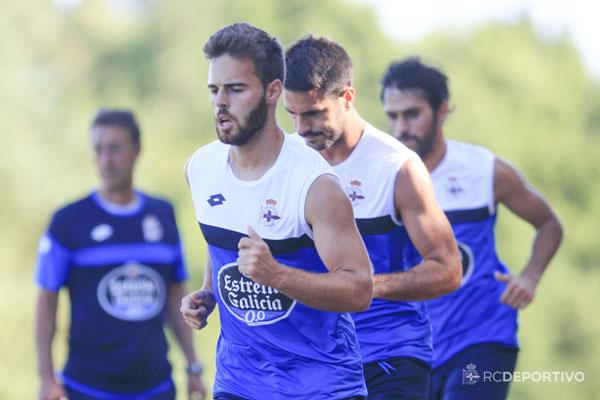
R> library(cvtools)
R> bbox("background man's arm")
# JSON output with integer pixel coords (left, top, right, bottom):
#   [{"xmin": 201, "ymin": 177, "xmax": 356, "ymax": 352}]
[
  {"xmin": 373, "ymin": 156, "xmax": 461, "ymax": 300},
  {"xmin": 167, "ymin": 282, "xmax": 207, "ymax": 399},
  {"xmin": 36, "ymin": 289, "xmax": 67, "ymax": 400},
  {"xmin": 493, "ymin": 157, "xmax": 563, "ymax": 309}
]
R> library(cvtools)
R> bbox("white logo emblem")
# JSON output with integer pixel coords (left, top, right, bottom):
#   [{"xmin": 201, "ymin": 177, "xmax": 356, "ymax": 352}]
[
  {"xmin": 97, "ymin": 262, "xmax": 166, "ymax": 321},
  {"xmin": 142, "ymin": 214, "xmax": 164, "ymax": 242},
  {"xmin": 463, "ymin": 363, "xmax": 481, "ymax": 385},
  {"xmin": 91, "ymin": 224, "xmax": 113, "ymax": 242},
  {"xmin": 38, "ymin": 235, "xmax": 52, "ymax": 254}
]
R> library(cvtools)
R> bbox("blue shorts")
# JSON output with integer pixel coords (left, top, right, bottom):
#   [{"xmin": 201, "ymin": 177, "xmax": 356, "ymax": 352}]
[
  {"xmin": 429, "ymin": 342, "xmax": 518, "ymax": 400},
  {"xmin": 363, "ymin": 357, "xmax": 431, "ymax": 400}
]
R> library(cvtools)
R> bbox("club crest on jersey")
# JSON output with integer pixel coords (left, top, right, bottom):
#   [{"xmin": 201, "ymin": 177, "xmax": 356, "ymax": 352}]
[
  {"xmin": 259, "ymin": 198, "xmax": 281, "ymax": 227},
  {"xmin": 91, "ymin": 223, "xmax": 113, "ymax": 242},
  {"xmin": 97, "ymin": 262, "xmax": 166, "ymax": 321},
  {"xmin": 446, "ymin": 176, "xmax": 464, "ymax": 195},
  {"xmin": 218, "ymin": 262, "xmax": 296, "ymax": 326},
  {"xmin": 346, "ymin": 180, "xmax": 365, "ymax": 206},
  {"xmin": 142, "ymin": 214, "xmax": 164, "ymax": 242}
]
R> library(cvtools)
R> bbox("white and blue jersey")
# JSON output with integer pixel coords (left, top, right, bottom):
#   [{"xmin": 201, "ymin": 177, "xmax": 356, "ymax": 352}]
[
  {"xmin": 187, "ymin": 134, "xmax": 366, "ymax": 400},
  {"xmin": 416, "ymin": 140, "xmax": 518, "ymax": 369},
  {"xmin": 35, "ymin": 191, "xmax": 187, "ymax": 399},
  {"xmin": 331, "ymin": 125, "xmax": 432, "ymax": 366}
]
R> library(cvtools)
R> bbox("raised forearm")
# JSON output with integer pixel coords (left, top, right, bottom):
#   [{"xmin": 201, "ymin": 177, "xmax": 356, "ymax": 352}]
[
  {"xmin": 520, "ymin": 216, "xmax": 563, "ymax": 284},
  {"xmin": 373, "ymin": 258, "xmax": 459, "ymax": 301},
  {"xmin": 168, "ymin": 284, "xmax": 198, "ymax": 364},
  {"xmin": 36, "ymin": 291, "xmax": 58, "ymax": 380},
  {"xmin": 275, "ymin": 264, "xmax": 372, "ymax": 312}
]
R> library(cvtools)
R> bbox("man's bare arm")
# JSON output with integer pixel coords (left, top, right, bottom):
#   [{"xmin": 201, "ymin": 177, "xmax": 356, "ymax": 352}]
[
  {"xmin": 374, "ymin": 156, "xmax": 461, "ymax": 300},
  {"xmin": 237, "ymin": 174, "xmax": 373, "ymax": 312}
]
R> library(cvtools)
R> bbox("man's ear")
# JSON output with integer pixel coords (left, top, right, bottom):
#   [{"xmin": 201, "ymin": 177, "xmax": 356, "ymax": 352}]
[
  {"xmin": 436, "ymin": 100, "xmax": 449, "ymax": 123},
  {"xmin": 265, "ymin": 79, "xmax": 283, "ymax": 105},
  {"xmin": 341, "ymin": 86, "xmax": 356, "ymax": 111}
]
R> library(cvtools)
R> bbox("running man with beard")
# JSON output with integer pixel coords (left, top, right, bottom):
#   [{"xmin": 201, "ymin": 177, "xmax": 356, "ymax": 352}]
[
  {"xmin": 284, "ymin": 36, "xmax": 461, "ymax": 400},
  {"xmin": 180, "ymin": 23, "xmax": 372, "ymax": 400},
  {"xmin": 380, "ymin": 57, "xmax": 563, "ymax": 400}
]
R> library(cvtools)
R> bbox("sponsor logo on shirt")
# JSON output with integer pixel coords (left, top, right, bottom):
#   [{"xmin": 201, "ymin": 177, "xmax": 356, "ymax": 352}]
[
  {"xmin": 97, "ymin": 262, "xmax": 166, "ymax": 321},
  {"xmin": 218, "ymin": 262, "xmax": 296, "ymax": 326},
  {"xmin": 207, "ymin": 193, "xmax": 226, "ymax": 207},
  {"xmin": 457, "ymin": 241, "xmax": 475, "ymax": 286}
]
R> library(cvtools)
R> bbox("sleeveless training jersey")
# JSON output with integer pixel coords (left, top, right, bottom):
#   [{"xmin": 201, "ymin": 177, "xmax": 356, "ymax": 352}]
[
  {"xmin": 332, "ymin": 124, "xmax": 432, "ymax": 365},
  {"xmin": 420, "ymin": 140, "xmax": 518, "ymax": 369},
  {"xmin": 186, "ymin": 134, "xmax": 366, "ymax": 400},
  {"xmin": 35, "ymin": 191, "xmax": 187, "ymax": 399}
]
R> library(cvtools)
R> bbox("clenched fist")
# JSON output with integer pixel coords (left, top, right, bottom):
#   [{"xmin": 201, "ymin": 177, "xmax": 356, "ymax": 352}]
[
  {"xmin": 180, "ymin": 289, "xmax": 216, "ymax": 330},
  {"xmin": 237, "ymin": 225, "xmax": 283, "ymax": 288}
]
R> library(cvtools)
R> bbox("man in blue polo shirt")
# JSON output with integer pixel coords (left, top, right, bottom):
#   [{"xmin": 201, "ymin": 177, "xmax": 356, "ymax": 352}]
[{"xmin": 35, "ymin": 109, "xmax": 206, "ymax": 400}]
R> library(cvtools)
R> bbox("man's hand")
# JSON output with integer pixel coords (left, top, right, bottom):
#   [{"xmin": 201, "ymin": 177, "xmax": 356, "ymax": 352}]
[
  {"xmin": 495, "ymin": 271, "xmax": 537, "ymax": 310},
  {"xmin": 188, "ymin": 374, "xmax": 208, "ymax": 400},
  {"xmin": 180, "ymin": 289, "xmax": 216, "ymax": 330},
  {"xmin": 237, "ymin": 225, "xmax": 282, "ymax": 287},
  {"xmin": 39, "ymin": 377, "xmax": 67, "ymax": 400}
]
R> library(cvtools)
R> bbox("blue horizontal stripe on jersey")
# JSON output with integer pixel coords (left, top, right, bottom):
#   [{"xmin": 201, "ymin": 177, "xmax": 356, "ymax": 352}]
[
  {"xmin": 355, "ymin": 215, "xmax": 399, "ymax": 236},
  {"xmin": 199, "ymin": 223, "xmax": 314, "ymax": 255},
  {"xmin": 62, "ymin": 374, "xmax": 174, "ymax": 400},
  {"xmin": 72, "ymin": 243, "xmax": 179, "ymax": 267},
  {"xmin": 445, "ymin": 206, "xmax": 491, "ymax": 224}
]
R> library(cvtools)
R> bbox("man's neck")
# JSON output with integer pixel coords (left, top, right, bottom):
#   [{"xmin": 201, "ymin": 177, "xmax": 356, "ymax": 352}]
[
  {"xmin": 321, "ymin": 111, "xmax": 365, "ymax": 166},
  {"xmin": 423, "ymin": 135, "xmax": 448, "ymax": 172},
  {"xmin": 98, "ymin": 187, "xmax": 136, "ymax": 206},
  {"xmin": 228, "ymin": 120, "xmax": 284, "ymax": 181}
]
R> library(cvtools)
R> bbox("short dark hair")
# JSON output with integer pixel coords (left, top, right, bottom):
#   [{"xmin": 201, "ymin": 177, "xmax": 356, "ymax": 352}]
[
  {"xmin": 380, "ymin": 57, "xmax": 449, "ymax": 110},
  {"xmin": 203, "ymin": 23, "xmax": 284, "ymax": 86},
  {"xmin": 284, "ymin": 35, "xmax": 353, "ymax": 95},
  {"xmin": 90, "ymin": 109, "xmax": 140, "ymax": 145}
]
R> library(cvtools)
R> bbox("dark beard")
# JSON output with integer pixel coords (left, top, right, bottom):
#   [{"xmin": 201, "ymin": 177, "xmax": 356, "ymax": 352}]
[
  {"xmin": 401, "ymin": 113, "xmax": 438, "ymax": 158},
  {"xmin": 217, "ymin": 95, "xmax": 267, "ymax": 146}
]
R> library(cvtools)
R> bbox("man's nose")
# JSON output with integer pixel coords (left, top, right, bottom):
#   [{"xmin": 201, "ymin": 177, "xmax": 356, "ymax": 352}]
[
  {"xmin": 214, "ymin": 89, "xmax": 229, "ymax": 109},
  {"xmin": 297, "ymin": 117, "xmax": 311, "ymax": 135}
]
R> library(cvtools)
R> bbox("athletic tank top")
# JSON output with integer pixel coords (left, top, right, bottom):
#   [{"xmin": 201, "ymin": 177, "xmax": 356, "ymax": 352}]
[
  {"xmin": 187, "ymin": 134, "xmax": 366, "ymax": 399},
  {"xmin": 421, "ymin": 140, "xmax": 518, "ymax": 368},
  {"xmin": 333, "ymin": 124, "xmax": 432, "ymax": 365}
]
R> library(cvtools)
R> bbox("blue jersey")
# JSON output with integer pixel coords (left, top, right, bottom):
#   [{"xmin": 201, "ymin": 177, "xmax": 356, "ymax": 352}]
[
  {"xmin": 35, "ymin": 191, "xmax": 187, "ymax": 398},
  {"xmin": 187, "ymin": 135, "xmax": 366, "ymax": 400},
  {"xmin": 330, "ymin": 125, "xmax": 432, "ymax": 365},
  {"xmin": 416, "ymin": 140, "xmax": 518, "ymax": 369}
]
